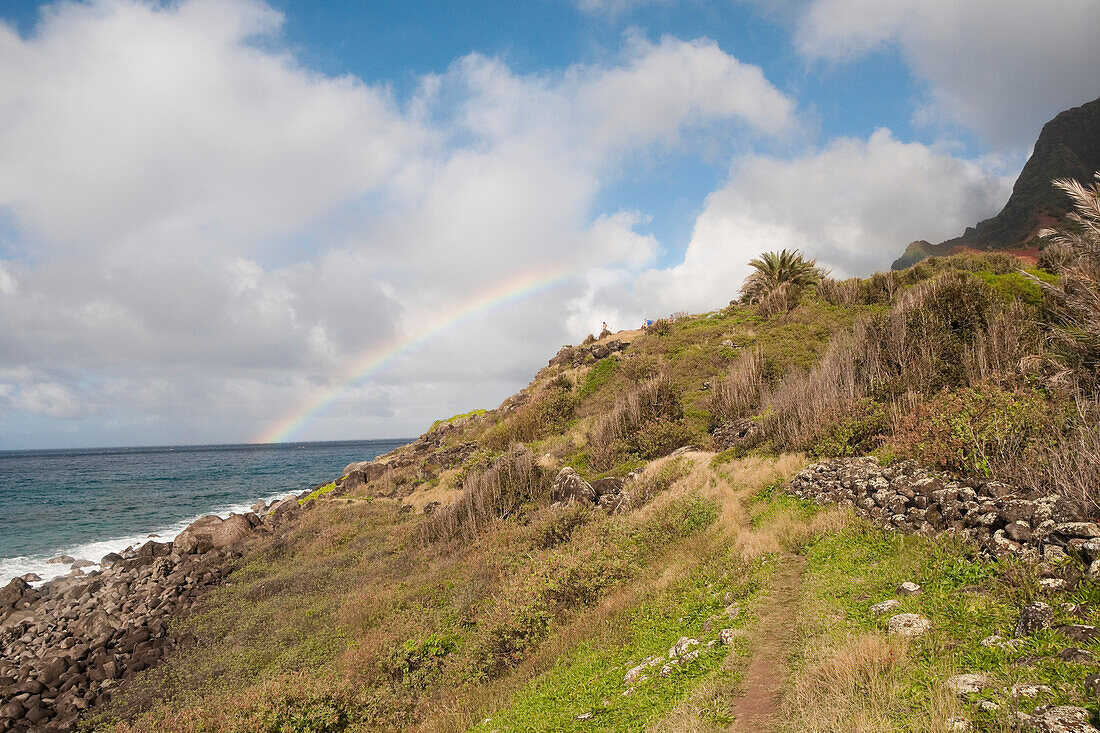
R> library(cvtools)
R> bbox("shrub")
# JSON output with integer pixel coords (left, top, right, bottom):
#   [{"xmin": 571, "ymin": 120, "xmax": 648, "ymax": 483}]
[
  {"xmin": 815, "ymin": 277, "xmax": 865, "ymax": 306},
  {"xmin": 710, "ymin": 349, "xmax": 765, "ymax": 425},
  {"xmin": 588, "ymin": 376, "xmax": 684, "ymax": 469},
  {"xmin": 1033, "ymin": 172, "xmax": 1100, "ymax": 390},
  {"xmin": 421, "ymin": 446, "xmax": 548, "ymax": 543},
  {"xmin": 756, "ymin": 280, "xmax": 803, "ymax": 317},
  {"xmin": 885, "ymin": 383, "xmax": 1064, "ymax": 477}
]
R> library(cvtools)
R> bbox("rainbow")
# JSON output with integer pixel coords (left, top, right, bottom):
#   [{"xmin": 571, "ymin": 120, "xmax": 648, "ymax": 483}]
[{"xmin": 254, "ymin": 266, "xmax": 578, "ymax": 444}]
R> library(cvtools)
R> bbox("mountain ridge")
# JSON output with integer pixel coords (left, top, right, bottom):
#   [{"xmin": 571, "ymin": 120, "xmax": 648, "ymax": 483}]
[{"xmin": 892, "ymin": 95, "xmax": 1100, "ymax": 269}]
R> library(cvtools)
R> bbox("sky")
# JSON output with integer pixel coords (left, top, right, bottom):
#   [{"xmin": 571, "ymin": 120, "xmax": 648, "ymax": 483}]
[{"xmin": 0, "ymin": 0, "xmax": 1097, "ymax": 449}]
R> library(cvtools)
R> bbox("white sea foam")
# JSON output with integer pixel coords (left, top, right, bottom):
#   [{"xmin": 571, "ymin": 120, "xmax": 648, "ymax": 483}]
[{"xmin": 0, "ymin": 490, "xmax": 291, "ymax": 586}]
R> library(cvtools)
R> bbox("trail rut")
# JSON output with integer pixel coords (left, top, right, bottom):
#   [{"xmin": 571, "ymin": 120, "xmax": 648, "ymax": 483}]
[{"xmin": 727, "ymin": 551, "xmax": 805, "ymax": 732}]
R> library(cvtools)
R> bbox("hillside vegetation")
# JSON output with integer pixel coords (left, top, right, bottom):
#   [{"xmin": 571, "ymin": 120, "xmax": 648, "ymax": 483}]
[{"xmin": 84, "ymin": 182, "xmax": 1100, "ymax": 732}]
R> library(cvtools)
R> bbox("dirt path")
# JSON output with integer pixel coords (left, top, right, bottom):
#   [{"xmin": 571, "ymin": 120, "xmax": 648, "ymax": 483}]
[{"xmin": 727, "ymin": 551, "xmax": 806, "ymax": 732}]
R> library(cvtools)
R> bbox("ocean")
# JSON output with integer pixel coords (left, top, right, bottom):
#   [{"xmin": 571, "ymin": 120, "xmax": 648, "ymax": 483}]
[{"xmin": 0, "ymin": 439, "xmax": 408, "ymax": 586}]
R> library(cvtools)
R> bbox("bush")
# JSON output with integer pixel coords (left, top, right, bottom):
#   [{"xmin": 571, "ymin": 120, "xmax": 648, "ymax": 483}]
[
  {"xmin": 421, "ymin": 446, "xmax": 548, "ymax": 543},
  {"xmin": 886, "ymin": 383, "xmax": 1064, "ymax": 477},
  {"xmin": 588, "ymin": 376, "xmax": 684, "ymax": 469},
  {"xmin": 710, "ymin": 349, "xmax": 765, "ymax": 425}
]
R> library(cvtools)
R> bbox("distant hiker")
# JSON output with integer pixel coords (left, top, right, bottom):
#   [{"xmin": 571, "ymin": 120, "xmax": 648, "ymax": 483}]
[{"xmin": 599, "ymin": 321, "xmax": 611, "ymax": 339}]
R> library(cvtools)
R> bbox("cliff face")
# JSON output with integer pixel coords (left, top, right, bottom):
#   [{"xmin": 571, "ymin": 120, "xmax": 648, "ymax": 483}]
[{"xmin": 893, "ymin": 96, "xmax": 1100, "ymax": 269}]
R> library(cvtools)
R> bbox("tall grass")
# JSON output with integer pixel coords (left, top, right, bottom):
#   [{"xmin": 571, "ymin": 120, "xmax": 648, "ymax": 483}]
[
  {"xmin": 420, "ymin": 447, "xmax": 547, "ymax": 543},
  {"xmin": 711, "ymin": 349, "xmax": 765, "ymax": 425},
  {"xmin": 760, "ymin": 270, "xmax": 1030, "ymax": 449},
  {"xmin": 588, "ymin": 375, "xmax": 682, "ymax": 469}
]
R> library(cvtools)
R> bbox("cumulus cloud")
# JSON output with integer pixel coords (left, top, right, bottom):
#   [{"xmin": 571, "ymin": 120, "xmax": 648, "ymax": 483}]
[
  {"xmin": 794, "ymin": 0, "xmax": 1100, "ymax": 146},
  {"xmin": 0, "ymin": 0, "xmax": 795, "ymax": 446},
  {"xmin": 576, "ymin": 129, "xmax": 1012, "ymax": 320}
]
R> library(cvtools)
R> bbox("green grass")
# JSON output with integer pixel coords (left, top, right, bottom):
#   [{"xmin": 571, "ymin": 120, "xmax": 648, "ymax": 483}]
[
  {"xmin": 430, "ymin": 408, "xmax": 489, "ymax": 431},
  {"xmin": 798, "ymin": 523, "xmax": 1100, "ymax": 728},
  {"xmin": 300, "ymin": 480, "xmax": 339, "ymax": 504},
  {"xmin": 471, "ymin": 547, "xmax": 771, "ymax": 732}
]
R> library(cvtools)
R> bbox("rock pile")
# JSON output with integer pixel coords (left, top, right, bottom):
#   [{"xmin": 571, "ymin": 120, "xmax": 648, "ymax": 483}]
[
  {"xmin": 547, "ymin": 338, "xmax": 630, "ymax": 368},
  {"xmin": 0, "ymin": 496, "xmax": 304, "ymax": 732},
  {"xmin": 786, "ymin": 457, "xmax": 1099, "ymax": 562},
  {"xmin": 550, "ymin": 468, "xmax": 631, "ymax": 512}
]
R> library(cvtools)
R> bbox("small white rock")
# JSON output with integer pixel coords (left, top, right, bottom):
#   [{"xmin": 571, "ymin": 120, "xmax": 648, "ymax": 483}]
[
  {"xmin": 1010, "ymin": 683, "xmax": 1053, "ymax": 699},
  {"xmin": 887, "ymin": 613, "xmax": 932, "ymax": 637},
  {"xmin": 871, "ymin": 599, "xmax": 902, "ymax": 616},
  {"xmin": 897, "ymin": 581, "xmax": 922, "ymax": 596},
  {"xmin": 945, "ymin": 673, "xmax": 991, "ymax": 698}
]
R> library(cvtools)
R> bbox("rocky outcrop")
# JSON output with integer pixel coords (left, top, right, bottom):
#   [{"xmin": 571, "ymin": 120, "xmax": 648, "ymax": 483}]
[
  {"xmin": 551, "ymin": 468, "xmax": 596, "ymax": 504},
  {"xmin": 550, "ymin": 468, "xmax": 633, "ymax": 512},
  {"xmin": 712, "ymin": 419, "xmax": 761, "ymax": 450},
  {"xmin": 548, "ymin": 338, "xmax": 630, "ymax": 368},
  {"xmin": 892, "ymin": 96, "xmax": 1100, "ymax": 269},
  {"xmin": 0, "ymin": 494, "xmax": 301, "ymax": 732},
  {"xmin": 0, "ymin": 542, "xmax": 227, "ymax": 731},
  {"xmin": 785, "ymin": 457, "xmax": 1094, "ymax": 561}
]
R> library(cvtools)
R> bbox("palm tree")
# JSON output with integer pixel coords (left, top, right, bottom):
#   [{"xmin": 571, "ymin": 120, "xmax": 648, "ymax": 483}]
[{"xmin": 740, "ymin": 249, "xmax": 826, "ymax": 304}]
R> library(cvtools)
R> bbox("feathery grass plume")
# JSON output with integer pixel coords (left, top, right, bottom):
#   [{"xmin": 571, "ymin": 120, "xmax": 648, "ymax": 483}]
[
  {"xmin": 1033, "ymin": 172, "xmax": 1100, "ymax": 389},
  {"xmin": 740, "ymin": 248, "xmax": 827, "ymax": 304}
]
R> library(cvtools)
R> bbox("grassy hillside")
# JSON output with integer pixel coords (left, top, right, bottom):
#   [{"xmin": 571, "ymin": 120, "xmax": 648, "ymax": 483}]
[{"xmin": 86, "ymin": 249, "xmax": 1100, "ymax": 732}]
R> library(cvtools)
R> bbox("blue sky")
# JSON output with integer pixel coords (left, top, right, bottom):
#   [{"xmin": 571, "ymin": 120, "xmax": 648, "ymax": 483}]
[{"xmin": 0, "ymin": 0, "xmax": 1096, "ymax": 449}]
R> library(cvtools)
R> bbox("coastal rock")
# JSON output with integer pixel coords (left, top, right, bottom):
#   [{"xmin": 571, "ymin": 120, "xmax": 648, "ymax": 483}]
[
  {"xmin": 887, "ymin": 613, "xmax": 932, "ymax": 637},
  {"xmin": 173, "ymin": 515, "xmax": 222, "ymax": 554},
  {"xmin": 47, "ymin": 555, "xmax": 76, "ymax": 565},
  {"xmin": 212, "ymin": 514, "xmax": 253, "ymax": 549},
  {"xmin": 1024, "ymin": 705, "xmax": 1100, "ymax": 733},
  {"xmin": 946, "ymin": 673, "xmax": 992, "ymax": 698},
  {"xmin": 1016, "ymin": 602, "xmax": 1055, "ymax": 637},
  {"xmin": 265, "ymin": 496, "xmax": 301, "ymax": 525}
]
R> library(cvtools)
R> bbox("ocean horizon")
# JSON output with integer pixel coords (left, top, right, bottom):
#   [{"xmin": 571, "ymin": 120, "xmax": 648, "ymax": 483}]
[{"xmin": 0, "ymin": 438, "xmax": 410, "ymax": 585}]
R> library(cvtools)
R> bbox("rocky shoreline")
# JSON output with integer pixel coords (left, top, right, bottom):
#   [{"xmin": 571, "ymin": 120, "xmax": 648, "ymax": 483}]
[{"xmin": 0, "ymin": 493, "xmax": 308, "ymax": 732}]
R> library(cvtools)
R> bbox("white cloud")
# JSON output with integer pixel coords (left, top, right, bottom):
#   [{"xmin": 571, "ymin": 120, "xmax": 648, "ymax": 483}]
[
  {"xmin": 578, "ymin": 129, "xmax": 1012, "ymax": 320},
  {"xmin": 575, "ymin": 0, "xmax": 669, "ymax": 15},
  {"xmin": 0, "ymin": 0, "xmax": 795, "ymax": 446},
  {"xmin": 794, "ymin": 0, "xmax": 1100, "ymax": 146}
]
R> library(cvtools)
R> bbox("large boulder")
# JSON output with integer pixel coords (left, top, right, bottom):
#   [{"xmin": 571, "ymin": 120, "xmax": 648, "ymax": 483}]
[
  {"xmin": 591, "ymin": 477, "xmax": 624, "ymax": 498},
  {"xmin": 212, "ymin": 513, "xmax": 253, "ymax": 549},
  {"xmin": 173, "ymin": 515, "xmax": 223, "ymax": 554},
  {"xmin": 0, "ymin": 577, "xmax": 29, "ymax": 609},
  {"xmin": 551, "ymin": 468, "xmax": 595, "ymax": 504},
  {"xmin": 266, "ymin": 496, "xmax": 301, "ymax": 525}
]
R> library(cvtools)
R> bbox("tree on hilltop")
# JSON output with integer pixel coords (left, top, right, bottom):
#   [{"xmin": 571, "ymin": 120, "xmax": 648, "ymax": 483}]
[{"xmin": 740, "ymin": 248, "xmax": 827, "ymax": 304}]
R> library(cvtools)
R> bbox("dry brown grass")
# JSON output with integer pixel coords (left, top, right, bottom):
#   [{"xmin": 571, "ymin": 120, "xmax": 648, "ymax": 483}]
[
  {"xmin": 779, "ymin": 633, "xmax": 962, "ymax": 733},
  {"xmin": 420, "ymin": 446, "xmax": 547, "ymax": 542},
  {"xmin": 710, "ymin": 349, "xmax": 765, "ymax": 425},
  {"xmin": 588, "ymin": 375, "xmax": 681, "ymax": 469}
]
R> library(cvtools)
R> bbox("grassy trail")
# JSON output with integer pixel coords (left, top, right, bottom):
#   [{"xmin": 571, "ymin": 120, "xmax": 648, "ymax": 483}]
[{"xmin": 727, "ymin": 552, "xmax": 805, "ymax": 732}]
